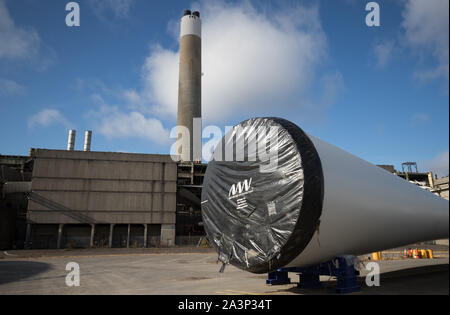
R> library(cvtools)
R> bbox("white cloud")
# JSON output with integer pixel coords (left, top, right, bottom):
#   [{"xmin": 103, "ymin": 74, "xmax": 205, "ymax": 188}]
[
  {"xmin": 137, "ymin": 45, "xmax": 179, "ymax": 116},
  {"xmin": 28, "ymin": 109, "xmax": 72, "ymax": 129},
  {"xmin": 88, "ymin": 0, "xmax": 134, "ymax": 19},
  {"xmin": 87, "ymin": 96, "xmax": 170, "ymax": 145},
  {"xmin": 0, "ymin": 0, "xmax": 41, "ymax": 60},
  {"xmin": 422, "ymin": 150, "xmax": 449, "ymax": 178},
  {"xmin": 127, "ymin": 1, "xmax": 329, "ymax": 123},
  {"xmin": 402, "ymin": 0, "xmax": 449, "ymax": 81},
  {"xmin": 373, "ymin": 40, "xmax": 395, "ymax": 68},
  {"xmin": 0, "ymin": 78, "xmax": 24, "ymax": 96},
  {"xmin": 98, "ymin": 110, "xmax": 170, "ymax": 145}
]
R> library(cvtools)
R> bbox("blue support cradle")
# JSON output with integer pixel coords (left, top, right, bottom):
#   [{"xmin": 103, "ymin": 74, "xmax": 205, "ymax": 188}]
[
  {"xmin": 266, "ymin": 270, "xmax": 291, "ymax": 285},
  {"xmin": 266, "ymin": 256, "xmax": 361, "ymax": 294}
]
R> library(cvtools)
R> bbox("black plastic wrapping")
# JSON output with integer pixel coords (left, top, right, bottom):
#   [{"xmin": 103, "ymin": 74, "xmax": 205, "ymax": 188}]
[{"xmin": 201, "ymin": 118, "xmax": 324, "ymax": 274}]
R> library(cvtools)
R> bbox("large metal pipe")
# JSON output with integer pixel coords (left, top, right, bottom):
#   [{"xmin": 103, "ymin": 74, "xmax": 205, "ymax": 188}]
[
  {"xmin": 67, "ymin": 130, "xmax": 76, "ymax": 151},
  {"xmin": 201, "ymin": 118, "xmax": 449, "ymax": 274},
  {"xmin": 84, "ymin": 130, "xmax": 92, "ymax": 152},
  {"xmin": 177, "ymin": 10, "xmax": 202, "ymax": 162}
]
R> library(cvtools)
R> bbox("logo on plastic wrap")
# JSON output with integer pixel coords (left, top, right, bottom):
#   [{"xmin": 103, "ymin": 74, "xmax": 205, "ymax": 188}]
[
  {"xmin": 228, "ymin": 178, "xmax": 253, "ymax": 199},
  {"xmin": 228, "ymin": 178, "xmax": 256, "ymax": 214}
]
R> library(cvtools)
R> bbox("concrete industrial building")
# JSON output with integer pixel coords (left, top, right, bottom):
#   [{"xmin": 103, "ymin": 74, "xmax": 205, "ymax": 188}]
[
  {"xmin": 431, "ymin": 176, "xmax": 449, "ymax": 200},
  {"xmin": 0, "ymin": 146, "xmax": 206, "ymax": 250},
  {"xmin": 0, "ymin": 155, "xmax": 32, "ymax": 249},
  {"xmin": 26, "ymin": 149, "xmax": 177, "ymax": 249}
]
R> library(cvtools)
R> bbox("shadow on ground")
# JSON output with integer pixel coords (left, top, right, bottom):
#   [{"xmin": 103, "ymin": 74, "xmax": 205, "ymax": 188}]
[
  {"xmin": 0, "ymin": 261, "xmax": 52, "ymax": 285},
  {"xmin": 269, "ymin": 264, "xmax": 449, "ymax": 295}
]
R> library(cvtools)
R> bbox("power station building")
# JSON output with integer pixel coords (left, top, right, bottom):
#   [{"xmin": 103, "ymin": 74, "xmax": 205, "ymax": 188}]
[
  {"xmin": 0, "ymin": 143, "xmax": 206, "ymax": 250},
  {"xmin": 26, "ymin": 149, "xmax": 177, "ymax": 249}
]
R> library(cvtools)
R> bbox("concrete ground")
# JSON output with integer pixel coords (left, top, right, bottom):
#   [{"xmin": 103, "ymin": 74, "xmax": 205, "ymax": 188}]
[{"xmin": 0, "ymin": 248, "xmax": 448, "ymax": 295}]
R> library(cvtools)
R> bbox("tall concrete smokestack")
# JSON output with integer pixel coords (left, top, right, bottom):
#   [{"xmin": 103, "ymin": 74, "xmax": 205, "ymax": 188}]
[
  {"xmin": 177, "ymin": 10, "xmax": 202, "ymax": 162},
  {"xmin": 67, "ymin": 130, "xmax": 76, "ymax": 151}
]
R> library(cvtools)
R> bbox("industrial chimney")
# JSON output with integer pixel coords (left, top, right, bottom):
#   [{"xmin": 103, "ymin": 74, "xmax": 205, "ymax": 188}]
[
  {"xmin": 67, "ymin": 130, "xmax": 76, "ymax": 151},
  {"xmin": 84, "ymin": 130, "xmax": 92, "ymax": 152},
  {"xmin": 177, "ymin": 10, "xmax": 202, "ymax": 162}
]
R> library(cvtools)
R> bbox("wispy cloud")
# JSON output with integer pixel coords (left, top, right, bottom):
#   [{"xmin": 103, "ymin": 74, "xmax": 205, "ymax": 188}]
[
  {"xmin": 401, "ymin": 0, "xmax": 449, "ymax": 82},
  {"xmin": 320, "ymin": 71, "xmax": 345, "ymax": 108},
  {"xmin": 0, "ymin": 0, "xmax": 40, "ymax": 60},
  {"xmin": 421, "ymin": 150, "xmax": 449, "ymax": 177},
  {"xmin": 28, "ymin": 109, "xmax": 72, "ymax": 129},
  {"xmin": 409, "ymin": 113, "xmax": 431, "ymax": 126},
  {"xmin": 88, "ymin": 0, "xmax": 135, "ymax": 20},
  {"xmin": 0, "ymin": 78, "xmax": 25, "ymax": 96},
  {"xmin": 0, "ymin": 0, "xmax": 56, "ymax": 72},
  {"xmin": 373, "ymin": 40, "xmax": 396, "ymax": 68}
]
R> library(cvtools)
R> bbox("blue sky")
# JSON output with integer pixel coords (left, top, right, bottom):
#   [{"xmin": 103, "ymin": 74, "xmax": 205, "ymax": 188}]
[{"xmin": 0, "ymin": 0, "xmax": 448, "ymax": 176}]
